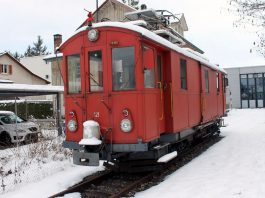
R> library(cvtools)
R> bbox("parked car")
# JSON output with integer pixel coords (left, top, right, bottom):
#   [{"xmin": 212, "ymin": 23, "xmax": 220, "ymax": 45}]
[{"xmin": 0, "ymin": 111, "xmax": 39, "ymax": 145}]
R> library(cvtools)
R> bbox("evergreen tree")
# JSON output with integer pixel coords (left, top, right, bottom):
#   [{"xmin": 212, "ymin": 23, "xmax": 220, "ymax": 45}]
[
  {"xmin": 13, "ymin": 52, "xmax": 22, "ymax": 61},
  {"xmin": 8, "ymin": 51, "xmax": 22, "ymax": 61},
  {"xmin": 122, "ymin": 0, "xmax": 140, "ymax": 10},
  {"xmin": 32, "ymin": 35, "xmax": 48, "ymax": 56},
  {"xmin": 23, "ymin": 36, "xmax": 48, "ymax": 57},
  {"xmin": 24, "ymin": 45, "xmax": 34, "ymax": 57}
]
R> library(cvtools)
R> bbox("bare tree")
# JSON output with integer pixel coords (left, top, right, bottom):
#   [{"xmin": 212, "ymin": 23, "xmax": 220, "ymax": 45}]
[
  {"xmin": 230, "ymin": 0, "xmax": 265, "ymax": 55},
  {"xmin": 122, "ymin": 0, "xmax": 140, "ymax": 10}
]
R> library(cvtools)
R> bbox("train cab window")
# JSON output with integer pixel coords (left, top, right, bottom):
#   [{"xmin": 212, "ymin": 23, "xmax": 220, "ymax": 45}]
[
  {"xmin": 89, "ymin": 51, "xmax": 103, "ymax": 92},
  {"xmin": 205, "ymin": 70, "xmax": 209, "ymax": 93},
  {"xmin": 112, "ymin": 47, "xmax": 135, "ymax": 91},
  {"xmin": 180, "ymin": 59, "xmax": 187, "ymax": 90},
  {"xmin": 67, "ymin": 54, "xmax": 81, "ymax": 94},
  {"xmin": 143, "ymin": 46, "xmax": 155, "ymax": 88}
]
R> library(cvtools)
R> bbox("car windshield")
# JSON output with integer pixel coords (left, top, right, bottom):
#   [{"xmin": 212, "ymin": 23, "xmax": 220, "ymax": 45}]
[{"xmin": 0, "ymin": 113, "xmax": 26, "ymax": 124}]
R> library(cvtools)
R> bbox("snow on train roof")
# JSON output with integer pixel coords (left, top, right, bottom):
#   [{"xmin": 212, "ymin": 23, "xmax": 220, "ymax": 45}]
[{"xmin": 62, "ymin": 21, "xmax": 226, "ymax": 73}]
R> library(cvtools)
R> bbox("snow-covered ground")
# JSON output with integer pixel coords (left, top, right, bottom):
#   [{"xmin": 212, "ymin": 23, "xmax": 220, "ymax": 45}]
[{"xmin": 1, "ymin": 109, "xmax": 265, "ymax": 198}]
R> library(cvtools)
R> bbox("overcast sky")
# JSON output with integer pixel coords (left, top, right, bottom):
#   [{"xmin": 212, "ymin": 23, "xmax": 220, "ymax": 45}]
[{"xmin": 1, "ymin": 0, "xmax": 264, "ymax": 67}]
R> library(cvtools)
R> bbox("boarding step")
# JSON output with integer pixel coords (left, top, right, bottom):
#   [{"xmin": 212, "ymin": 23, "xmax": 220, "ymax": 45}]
[{"xmin": 153, "ymin": 143, "xmax": 170, "ymax": 150}]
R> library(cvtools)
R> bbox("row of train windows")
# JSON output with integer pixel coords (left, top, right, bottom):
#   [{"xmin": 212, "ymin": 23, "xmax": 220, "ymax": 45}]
[
  {"xmin": 180, "ymin": 59, "xmax": 222, "ymax": 93},
  {"xmin": 66, "ymin": 48, "xmax": 222, "ymax": 94}
]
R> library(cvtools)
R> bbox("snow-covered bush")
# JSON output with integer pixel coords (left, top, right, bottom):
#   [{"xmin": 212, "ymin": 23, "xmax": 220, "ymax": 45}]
[{"xmin": 0, "ymin": 131, "xmax": 72, "ymax": 194}]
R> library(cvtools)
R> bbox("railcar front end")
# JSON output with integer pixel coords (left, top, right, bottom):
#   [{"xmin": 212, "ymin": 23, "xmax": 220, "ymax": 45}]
[{"xmin": 61, "ymin": 24, "xmax": 170, "ymax": 166}]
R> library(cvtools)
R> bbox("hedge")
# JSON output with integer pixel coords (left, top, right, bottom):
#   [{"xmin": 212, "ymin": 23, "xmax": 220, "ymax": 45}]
[{"xmin": 0, "ymin": 101, "xmax": 53, "ymax": 119}]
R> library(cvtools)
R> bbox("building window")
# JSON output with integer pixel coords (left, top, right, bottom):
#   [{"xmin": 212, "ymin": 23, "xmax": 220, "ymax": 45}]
[
  {"xmin": 112, "ymin": 46, "xmax": 135, "ymax": 91},
  {"xmin": 240, "ymin": 74, "xmax": 248, "ymax": 100},
  {"xmin": 45, "ymin": 75, "xmax": 49, "ymax": 79},
  {"xmin": 180, "ymin": 59, "xmax": 187, "ymax": 90},
  {"xmin": 89, "ymin": 50, "xmax": 103, "ymax": 92},
  {"xmin": 2, "ymin": 64, "xmax": 8, "ymax": 74},
  {"xmin": 205, "ymin": 70, "xmax": 209, "ymax": 93},
  {"xmin": 240, "ymin": 73, "xmax": 265, "ymax": 108},
  {"xmin": 67, "ymin": 54, "xmax": 81, "ymax": 94}
]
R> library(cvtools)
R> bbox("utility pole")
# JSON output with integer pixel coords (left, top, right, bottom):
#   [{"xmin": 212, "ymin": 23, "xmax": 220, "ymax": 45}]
[{"xmin": 96, "ymin": 0, "xmax": 99, "ymax": 22}]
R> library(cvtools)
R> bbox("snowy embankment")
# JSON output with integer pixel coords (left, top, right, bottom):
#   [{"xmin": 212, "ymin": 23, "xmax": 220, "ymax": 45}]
[
  {"xmin": 1, "ymin": 109, "xmax": 265, "ymax": 198},
  {"xmin": 136, "ymin": 109, "xmax": 265, "ymax": 198}
]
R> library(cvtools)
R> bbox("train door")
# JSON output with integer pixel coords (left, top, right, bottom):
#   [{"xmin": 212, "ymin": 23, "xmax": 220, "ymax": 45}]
[
  {"xmin": 84, "ymin": 46, "xmax": 111, "ymax": 129},
  {"xmin": 200, "ymin": 65, "xmax": 210, "ymax": 123},
  {"xmin": 143, "ymin": 46, "xmax": 159, "ymax": 139},
  {"xmin": 156, "ymin": 53, "xmax": 166, "ymax": 133}
]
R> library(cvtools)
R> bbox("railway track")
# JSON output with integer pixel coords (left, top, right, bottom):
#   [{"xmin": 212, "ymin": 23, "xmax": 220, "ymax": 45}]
[{"xmin": 49, "ymin": 134, "xmax": 222, "ymax": 198}]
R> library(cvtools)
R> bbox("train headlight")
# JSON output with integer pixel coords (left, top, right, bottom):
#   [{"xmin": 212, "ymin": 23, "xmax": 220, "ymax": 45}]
[
  {"xmin": 67, "ymin": 119, "xmax": 77, "ymax": 132},
  {"xmin": 88, "ymin": 29, "xmax": 99, "ymax": 42},
  {"xmin": 120, "ymin": 119, "xmax": 132, "ymax": 133}
]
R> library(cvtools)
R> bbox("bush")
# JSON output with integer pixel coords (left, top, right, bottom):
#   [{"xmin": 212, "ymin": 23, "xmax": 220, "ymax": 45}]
[{"xmin": 0, "ymin": 101, "xmax": 53, "ymax": 119}]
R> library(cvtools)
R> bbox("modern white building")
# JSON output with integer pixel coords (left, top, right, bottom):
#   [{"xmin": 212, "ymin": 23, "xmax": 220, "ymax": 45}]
[{"xmin": 225, "ymin": 65, "xmax": 265, "ymax": 109}]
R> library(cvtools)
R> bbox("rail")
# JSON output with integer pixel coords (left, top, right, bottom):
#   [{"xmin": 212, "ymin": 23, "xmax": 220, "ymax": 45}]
[{"xmin": 48, "ymin": 134, "xmax": 222, "ymax": 198}]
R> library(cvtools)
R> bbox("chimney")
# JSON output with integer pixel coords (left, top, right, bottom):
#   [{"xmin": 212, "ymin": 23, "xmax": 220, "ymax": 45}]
[{"xmin": 53, "ymin": 34, "xmax": 62, "ymax": 53}]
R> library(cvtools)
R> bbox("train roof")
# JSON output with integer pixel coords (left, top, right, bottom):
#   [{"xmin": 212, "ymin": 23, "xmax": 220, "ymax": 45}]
[{"xmin": 60, "ymin": 21, "xmax": 226, "ymax": 74}]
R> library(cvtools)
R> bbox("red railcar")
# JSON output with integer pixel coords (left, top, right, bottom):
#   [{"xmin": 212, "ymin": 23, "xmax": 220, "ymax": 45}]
[{"xmin": 61, "ymin": 10, "xmax": 226, "ymax": 168}]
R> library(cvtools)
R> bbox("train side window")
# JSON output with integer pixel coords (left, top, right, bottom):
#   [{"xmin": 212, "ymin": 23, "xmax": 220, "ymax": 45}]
[
  {"xmin": 157, "ymin": 55, "xmax": 162, "ymax": 82},
  {"xmin": 216, "ymin": 72, "xmax": 220, "ymax": 93},
  {"xmin": 223, "ymin": 76, "xmax": 227, "ymax": 93},
  {"xmin": 112, "ymin": 47, "xmax": 135, "ymax": 91},
  {"xmin": 89, "ymin": 50, "xmax": 103, "ymax": 92},
  {"xmin": 180, "ymin": 59, "xmax": 187, "ymax": 90},
  {"xmin": 205, "ymin": 70, "xmax": 209, "ymax": 93},
  {"xmin": 67, "ymin": 54, "xmax": 81, "ymax": 94},
  {"xmin": 143, "ymin": 46, "xmax": 155, "ymax": 88}
]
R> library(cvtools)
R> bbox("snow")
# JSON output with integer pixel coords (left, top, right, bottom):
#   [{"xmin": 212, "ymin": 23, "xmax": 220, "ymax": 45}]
[
  {"xmin": 136, "ymin": 109, "xmax": 265, "ymax": 198},
  {"xmin": 83, "ymin": 120, "xmax": 99, "ymax": 127},
  {"xmin": 1, "ymin": 109, "xmax": 265, "ymax": 198},
  {"xmin": 157, "ymin": 151, "xmax": 178, "ymax": 163},
  {"xmin": 0, "ymin": 83, "xmax": 64, "ymax": 92},
  {"xmin": 60, "ymin": 21, "xmax": 226, "ymax": 74},
  {"xmin": 0, "ymin": 79, "xmax": 13, "ymax": 83},
  {"xmin": 79, "ymin": 120, "xmax": 102, "ymax": 145},
  {"xmin": 0, "ymin": 99, "xmax": 52, "ymax": 104},
  {"xmin": 43, "ymin": 53, "xmax": 63, "ymax": 60},
  {"xmin": 0, "ymin": 110, "xmax": 13, "ymax": 114},
  {"xmin": 154, "ymin": 29, "xmax": 185, "ymax": 45},
  {"xmin": 79, "ymin": 137, "xmax": 102, "ymax": 146}
]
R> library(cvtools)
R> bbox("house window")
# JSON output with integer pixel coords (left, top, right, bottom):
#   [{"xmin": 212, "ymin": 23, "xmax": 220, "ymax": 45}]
[
  {"xmin": 2, "ymin": 64, "xmax": 8, "ymax": 74},
  {"xmin": 180, "ymin": 59, "xmax": 187, "ymax": 90},
  {"xmin": 205, "ymin": 70, "xmax": 209, "ymax": 93}
]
